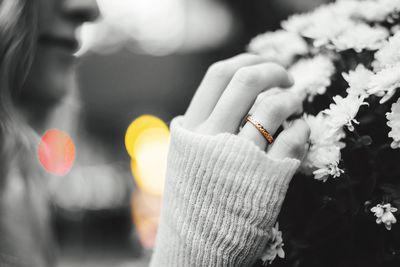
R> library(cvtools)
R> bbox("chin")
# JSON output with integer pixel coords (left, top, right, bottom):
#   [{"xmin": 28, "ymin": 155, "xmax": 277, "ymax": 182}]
[
  {"xmin": 42, "ymin": 80, "xmax": 70, "ymax": 105},
  {"xmin": 23, "ymin": 46, "xmax": 76, "ymax": 100},
  {"xmin": 21, "ymin": 64, "xmax": 75, "ymax": 108}
]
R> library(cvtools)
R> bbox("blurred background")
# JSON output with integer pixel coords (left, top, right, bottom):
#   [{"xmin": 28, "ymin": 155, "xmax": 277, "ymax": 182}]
[{"xmin": 49, "ymin": 0, "xmax": 331, "ymax": 266}]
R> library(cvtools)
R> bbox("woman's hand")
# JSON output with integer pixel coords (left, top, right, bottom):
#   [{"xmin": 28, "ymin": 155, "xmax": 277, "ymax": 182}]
[
  {"xmin": 151, "ymin": 54, "xmax": 310, "ymax": 267},
  {"xmin": 183, "ymin": 53, "xmax": 310, "ymax": 161}
]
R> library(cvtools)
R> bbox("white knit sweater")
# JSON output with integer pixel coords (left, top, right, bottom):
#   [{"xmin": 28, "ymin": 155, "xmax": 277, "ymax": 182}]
[{"xmin": 150, "ymin": 117, "xmax": 300, "ymax": 267}]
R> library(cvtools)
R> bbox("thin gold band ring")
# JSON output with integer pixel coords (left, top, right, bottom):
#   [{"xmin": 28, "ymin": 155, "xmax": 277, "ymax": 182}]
[{"xmin": 245, "ymin": 115, "xmax": 274, "ymax": 144}]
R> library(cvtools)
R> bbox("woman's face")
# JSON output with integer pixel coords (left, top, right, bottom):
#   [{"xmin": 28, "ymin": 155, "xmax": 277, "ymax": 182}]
[{"xmin": 21, "ymin": 0, "xmax": 99, "ymax": 106}]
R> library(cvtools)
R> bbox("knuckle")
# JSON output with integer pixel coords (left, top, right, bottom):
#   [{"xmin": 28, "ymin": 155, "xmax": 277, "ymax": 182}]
[
  {"xmin": 290, "ymin": 92, "xmax": 304, "ymax": 109},
  {"xmin": 268, "ymin": 62, "xmax": 286, "ymax": 73},
  {"xmin": 263, "ymin": 99, "xmax": 287, "ymax": 118},
  {"xmin": 207, "ymin": 61, "xmax": 233, "ymax": 78},
  {"xmin": 261, "ymin": 92, "xmax": 302, "ymax": 119},
  {"xmin": 266, "ymin": 63, "xmax": 287, "ymax": 78},
  {"xmin": 233, "ymin": 67, "xmax": 262, "ymax": 86}
]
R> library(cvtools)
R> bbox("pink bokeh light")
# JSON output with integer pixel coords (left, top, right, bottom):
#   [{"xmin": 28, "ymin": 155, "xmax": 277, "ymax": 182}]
[{"xmin": 38, "ymin": 129, "xmax": 76, "ymax": 176}]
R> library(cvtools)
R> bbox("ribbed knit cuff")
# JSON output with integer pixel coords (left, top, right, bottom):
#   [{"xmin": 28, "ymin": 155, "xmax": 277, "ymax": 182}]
[{"xmin": 150, "ymin": 117, "xmax": 300, "ymax": 267}]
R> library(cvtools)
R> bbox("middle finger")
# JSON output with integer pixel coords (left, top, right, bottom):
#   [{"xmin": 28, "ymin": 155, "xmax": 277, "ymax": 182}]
[{"xmin": 207, "ymin": 63, "xmax": 294, "ymax": 134}]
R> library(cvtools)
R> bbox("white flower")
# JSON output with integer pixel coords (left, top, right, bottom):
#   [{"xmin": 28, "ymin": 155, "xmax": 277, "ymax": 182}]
[
  {"xmin": 247, "ymin": 30, "xmax": 308, "ymax": 67},
  {"xmin": 351, "ymin": 2, "xmax": 389, "ymax": 22},
  {"xmin": 371, "ymin": 204, "xmax": 385, "ymax": 218},
  {"xmin": 324, "ymin": 95, "xmax": 368, "ymax": 132},
  {"xmin": 332, "ymin": 0, "xmax": 361, "ymax": 17},
  {"xmin": 301, "ymin": 113, "xmax": 345, "ymax": 182},
  {"xmin": 312, "ymin": 156, "xmax": 344, "ymax": 181},
  {"xmin": 386, "ymin": 98, "xmax": 400, "ymax": 149},
  {"xmin": 281, "ymin": 4, "xmax": 335, "ymax": 34},
  {"xmin": 289, "ymin": 55, "xmax": 335, "ymax": 101},
  {"xmin": 282, "ymin": 13, "xmax": 313, "ymax": 34},
  {"xmin": 303, "ymin": 17, "xmax": 353, "ymax": 49},
  {"xmin": 343, "ymin": 64, "xmax": 375, "ymax": 97},
  {"xmin": 368, "ymin": 63, "xmax": 400, "ymax": 103},
  {"xmin": 283, "ymin": 1, "xmax": 389, "ymax": 52},
  {"xmin": 351, "ymin": 0, "xmax": 400, "ymax": 22},
  {"xmin": 381, "ymin": 210, "xmax": 398, "ymax": 230},
  {"xmin": 307, "ymin": 113, "xmax": 346, "ymax": 146},
  {"xmin": 372, "ymin": 31, "xmax": 400, "ymax": 72},
  {"xmin": 261, "ymin": 223, "xmax": 285, "ymax": 265},
  {"xmin": 371, "ymin": 203, "xmax": 398, "ymax": 230},
  {"xmin": 378, "ymin": 0, "xmax": 400, "ymax": 20},
  {"xmin": 282, "ymin": 2, "xmax": 357, "ymax": 35},
  {"xmin": 331, "ymin": 24, "xmax": 389, "ymax": 52},
  {"xmin": 391, "ymin": 25, "xmax": 400, "ymax": 35},
  {"xmin": 282, "ymin": 5, "xmax": 347, "ymax": 47}
]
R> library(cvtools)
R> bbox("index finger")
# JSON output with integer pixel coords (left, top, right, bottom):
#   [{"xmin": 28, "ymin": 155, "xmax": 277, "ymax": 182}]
[{"xmin": 184, "ymin": 54, "xmax": 265, "ymax": 129}]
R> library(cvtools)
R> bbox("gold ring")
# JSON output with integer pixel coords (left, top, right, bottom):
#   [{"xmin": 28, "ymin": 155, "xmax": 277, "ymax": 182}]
[{"xmin": 245, "ymin": 115, "xmax": 274, "ymax": 144}]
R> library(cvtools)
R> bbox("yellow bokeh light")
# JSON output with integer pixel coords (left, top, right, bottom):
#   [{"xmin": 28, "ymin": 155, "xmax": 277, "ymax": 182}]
[
  {"xmin": 125, "ymin": 115, "xmax": 170, "ymax": 196},
  {"xmin": 125, "ymin": 115, "xmax": 169, "ymax": 159}
]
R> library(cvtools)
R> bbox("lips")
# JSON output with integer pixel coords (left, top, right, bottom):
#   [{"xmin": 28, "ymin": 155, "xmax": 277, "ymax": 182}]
[{"xmin": 38, "ymin": 34, "xmax": 79, "ymax": 52}]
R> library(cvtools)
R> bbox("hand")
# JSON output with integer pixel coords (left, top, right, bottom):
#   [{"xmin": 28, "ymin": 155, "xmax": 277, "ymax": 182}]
[{"xmin": 183, "ymin": 53, "xmax": 310, "ymax": 161}]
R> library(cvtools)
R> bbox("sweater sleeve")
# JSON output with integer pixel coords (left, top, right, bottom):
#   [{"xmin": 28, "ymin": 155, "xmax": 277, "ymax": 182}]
[{"xmin": 150, "ymin": 117, "xmax": 300, "ymax": 267}]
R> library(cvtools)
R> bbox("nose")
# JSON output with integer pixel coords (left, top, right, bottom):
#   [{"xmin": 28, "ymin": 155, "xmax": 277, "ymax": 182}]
[{"xmin": 62, "ymin": 0, "xmax": 100, "ymax": 24}]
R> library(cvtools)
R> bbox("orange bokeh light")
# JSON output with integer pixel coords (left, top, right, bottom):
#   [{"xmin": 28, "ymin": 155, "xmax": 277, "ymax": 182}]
[
  {"xmin": 131, "ymin": 189, "xmax": 162, "ymax": 249},
  {"xmin": 38, "ymin": 129, "xmax": 76, "ymax": 176}
]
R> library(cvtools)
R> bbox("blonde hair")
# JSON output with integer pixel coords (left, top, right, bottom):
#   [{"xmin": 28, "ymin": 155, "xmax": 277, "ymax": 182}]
[
  {"xmin": 0, "ymin": 1, "xmax": 55, "ymax": 266},
  {"xmin": 0, "ymin": 0, "xmax": 36, "ymax": 181}
]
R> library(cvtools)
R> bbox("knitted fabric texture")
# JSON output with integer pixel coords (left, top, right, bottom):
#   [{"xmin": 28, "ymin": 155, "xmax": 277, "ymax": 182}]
[{"xmin": 150, "ymin": 117, "xmax": 300, "ymax": 267}]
